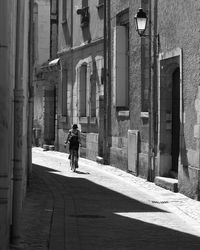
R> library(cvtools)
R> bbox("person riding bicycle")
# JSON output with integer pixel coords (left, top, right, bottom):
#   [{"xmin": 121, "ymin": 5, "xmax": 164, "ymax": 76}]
[{"xmin": 65, "ymin": 124, "xmax": 81, "ymax": 166}]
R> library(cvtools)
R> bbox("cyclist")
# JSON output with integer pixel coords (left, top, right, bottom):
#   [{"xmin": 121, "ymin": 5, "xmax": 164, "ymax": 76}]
[{"xmin": 65, "ymin": 124, "xmax": 81, "ymax": 169}]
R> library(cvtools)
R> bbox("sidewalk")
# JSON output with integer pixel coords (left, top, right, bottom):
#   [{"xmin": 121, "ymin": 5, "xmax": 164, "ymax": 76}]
[{"xmin": 16, "ymin": 147, "xmax": 200, "ymax": 250}]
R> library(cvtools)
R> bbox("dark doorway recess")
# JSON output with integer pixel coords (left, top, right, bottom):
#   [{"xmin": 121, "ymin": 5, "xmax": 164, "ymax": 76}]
[{"xmin": 171, "ymin": 67, "xmax": 180, "ymax": 172}]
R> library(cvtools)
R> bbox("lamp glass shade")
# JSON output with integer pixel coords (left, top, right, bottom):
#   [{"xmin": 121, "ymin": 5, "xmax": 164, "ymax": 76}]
[
  {"xmin": 137, "ymin": 18, "xmax": 147, "ymax": 33},
  {"xmin": 135, "ymin": 8, "xmax": 147, "ymax": 36}
]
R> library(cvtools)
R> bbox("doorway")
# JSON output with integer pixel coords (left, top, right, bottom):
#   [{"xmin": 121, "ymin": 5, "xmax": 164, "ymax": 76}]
[
  {"xmin": 171, "ymin": 67, "xmax": 180, "ymax": 173},
  {"xmin": 157, "ymin": 49, "xmax": 182, "ymax": 178}
]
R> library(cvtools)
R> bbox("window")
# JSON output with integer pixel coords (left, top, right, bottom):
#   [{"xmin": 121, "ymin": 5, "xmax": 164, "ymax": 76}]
[
  {"xmin": 61, "ymin": 69, "xmax": 67, "ymax": 116},
  {"xmin": 62, "ymin": 0, "xmax": 67, "ymax": 21},
  {"xmin": 82, "ymin": 0, "xmax": 88, "ymax": 8},
  {"xmin": 90, "ymin": 75, "xmax": 96, "ymax": 117},
  {"xmin": 79, "ymin": 64, "xmax": 87, "ymax": 117},
  {"xmin": 114, "ymin": 10, "xmax": 129, "ymax": 109},
  {"xmin": 51, "ymin": 0, "xmax": 57, "ymax": 14}
]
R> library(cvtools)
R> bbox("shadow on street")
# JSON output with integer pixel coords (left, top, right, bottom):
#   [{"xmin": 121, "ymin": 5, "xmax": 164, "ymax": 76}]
[{"xmin": 19, "ymin": 163, "xmax": 200, "ymax": 250}]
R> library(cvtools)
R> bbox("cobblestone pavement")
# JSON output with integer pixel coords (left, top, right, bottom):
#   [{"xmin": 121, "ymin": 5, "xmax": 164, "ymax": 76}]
[{"xmin": 17, "ymin": 147, "xmax": 200, "ymax": 250}]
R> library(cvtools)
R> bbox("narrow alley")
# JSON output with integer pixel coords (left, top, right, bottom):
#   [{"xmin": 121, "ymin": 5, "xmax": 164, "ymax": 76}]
[{"xmin": 18, "ymin": 148, "xmax": 200, "ymax": 250}]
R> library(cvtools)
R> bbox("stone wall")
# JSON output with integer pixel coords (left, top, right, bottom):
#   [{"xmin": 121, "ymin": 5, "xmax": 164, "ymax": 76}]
[
  {"xmin": 86, "ymin": 133, "xmax": 99, "ymax": 161},
  {"xmin": 110, "ymin": 136, "xmax": 128, "ymax": 171},
  {"xmin": 34, "ymin": 0, "xmax": 50, "ymax": 65},
  {"xmin": 110, "ymin": 0, "xmax": 147, "ymax": 173},
  {"xmin": 157, "ymin": 0, "xmax": 200, "ymax": 199}
]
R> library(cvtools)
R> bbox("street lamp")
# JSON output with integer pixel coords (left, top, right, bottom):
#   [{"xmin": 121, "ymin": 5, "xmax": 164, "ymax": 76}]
[
  {"xmin": 134, "ymin": 6, "xmax": 157, "ymax": 182},
  {"xmin": 134, "ymin": 8, "xmax": 148, "ymax": 37}
]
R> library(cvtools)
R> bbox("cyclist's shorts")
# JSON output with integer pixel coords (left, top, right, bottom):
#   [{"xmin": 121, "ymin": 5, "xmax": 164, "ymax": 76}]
[{"xmin": 70, "ymin": 149, "xmax": 79, "ymax": 158}]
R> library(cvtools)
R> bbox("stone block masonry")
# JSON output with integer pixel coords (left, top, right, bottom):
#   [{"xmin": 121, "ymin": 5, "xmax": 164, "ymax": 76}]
[{"xmin": 86, "ymin": 133, "xmax": 99, "ymax": 161}]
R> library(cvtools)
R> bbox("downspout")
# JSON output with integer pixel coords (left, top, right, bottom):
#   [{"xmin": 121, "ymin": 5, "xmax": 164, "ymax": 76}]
[
  {"xmin": 148, "ymin": 0, "xmax": 158, "ymax": 181},
  {"xmin": 152, "ymin": 0, "xmax": 158, "ymax": 178},
  {"xmin": 147, "ymin": 0, "xmax": 153, "ymax": 181},
  {"xmin": 107, "ymin": 0, "xmax": 112, "ymax": 161},
  {"xmin": 71, "ymin": 0, "xmax": 74, "ymax": 126},
  {"xmin": 11, "ymin": 0, "xmax": 25, "ymax": 244},
  {"xmin": 103, "ymin": 0, "xmax": 108, "ymax": 164},
  {"xmin": 27, "ymin": 0, "xmax": 34, "ymax": 186}
]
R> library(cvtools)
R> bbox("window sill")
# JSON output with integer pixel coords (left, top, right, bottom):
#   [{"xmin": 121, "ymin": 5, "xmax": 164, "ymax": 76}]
[
  {"xmin": 140, "ymin": 112, "xmax": 149, "ymax": 118},
  {"xmin": 141, "ymin": 112, "xmax": 149, "ymax": 126},
  {"xmin": 90, "ymin": 117, "xmax": 97, "ymax": 124},
  {"xmin": 61, "ymin": 19, "xmax": 67, "ymax": 25},
  {"xmin": 79, "ymin": 117, "xmax": 87, "ymax": 123},
  {"xmin": 117, "ymin": 110, "xmax": 129, "ymax": 117},
  {"xmin": 79, "ymin": 117, "xmax": 97, "ymax": 124}
]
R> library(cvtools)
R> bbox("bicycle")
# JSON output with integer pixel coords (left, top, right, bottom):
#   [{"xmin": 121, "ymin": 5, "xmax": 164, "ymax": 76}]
[{"xmin": 70, "ymin": 149, "xmax": 79, "ymax": 172}]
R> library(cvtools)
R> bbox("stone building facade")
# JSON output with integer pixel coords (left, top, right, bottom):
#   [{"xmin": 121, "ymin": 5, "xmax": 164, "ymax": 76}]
[
  {"xmin": 33, "ymin": 0, "xmax": 200, "ymax": 200},
  {"xmin": 33, "ymin": 0, "xmax": 59, "ymax": 147},
  {"xmin": 155, "ymin": 0, "xmax": 200, "ymax": 200},
  {"xmin": 109, "ymin": 0, "xmax": 150, "ymax": 175},
  {"xmin": 109, "ymin": 0, "xmax": 200, "ymax": 200},
  {"xmin": 0, "ymin": 0, "xmax": 33, "ymax": 248},
  {"xmin": 57, "ymin": 0, "xmax": 104, "ymax": 159}
]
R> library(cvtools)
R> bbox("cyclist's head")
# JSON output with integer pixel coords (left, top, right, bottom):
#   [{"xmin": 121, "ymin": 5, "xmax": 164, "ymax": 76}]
[{"xmin": 72, "ymin": 124, "xmax": 78, "ymax": 129}]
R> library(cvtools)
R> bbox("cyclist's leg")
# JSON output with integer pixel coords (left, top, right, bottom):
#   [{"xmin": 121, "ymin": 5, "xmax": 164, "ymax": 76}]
[
  {"xmin": 70, "ymin": 149, "xmax": 74, "ymax": 170},
  {"xmin": 74, "ymin": 149, "xmax": 78, "ymax": 168}
]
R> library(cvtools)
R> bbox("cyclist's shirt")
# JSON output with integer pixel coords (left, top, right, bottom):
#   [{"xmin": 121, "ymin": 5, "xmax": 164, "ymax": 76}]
[{"xmin": 66, "ymin": 129, "xmax": 81, "ymax": 150}]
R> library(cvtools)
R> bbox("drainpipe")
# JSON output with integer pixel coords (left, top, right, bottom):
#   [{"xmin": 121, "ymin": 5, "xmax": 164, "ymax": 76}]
[
  {"xmin": 27, "ymin": 0, "xmax": 34, "ymax": 186},
  {"xmin": 148, "ymin": 0, "xmax": 153, "ymax": 181},
  {"xmin": 11, "ymin": 0, "xmax": 25, "ymax": 244},
  {"xmin": 152, "ymin": 0, "xmax": 158, "ymax": 178},
  {"xmin": 103, "ymin": 0, "xmax": 107, "ymax": 164},
  {"xmin": 148, "ymin": 0, "xmax": 158, "ymax": 181},
  {"xmin": 107, "ymin": 0, "xmax": 111, "ymax": 160},
  {"xmin": 103, "ymin": 0, "xmax": 111, "ymax": 164}
]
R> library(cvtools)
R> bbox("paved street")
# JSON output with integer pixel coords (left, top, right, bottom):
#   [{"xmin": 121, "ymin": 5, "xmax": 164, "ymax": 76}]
[{"xmin": 18, "ymin": 147, "xmax": 200, "ymax": 250}]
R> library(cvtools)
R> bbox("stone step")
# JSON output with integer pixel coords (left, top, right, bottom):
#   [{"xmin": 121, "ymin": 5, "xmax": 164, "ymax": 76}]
[
  {"xmin": 154, "ymin": 176, "xmax": 178, "ymax": 193},
  {"xmin": 96, "ymin": 156, "xmax": 104, "ymax": 164}
]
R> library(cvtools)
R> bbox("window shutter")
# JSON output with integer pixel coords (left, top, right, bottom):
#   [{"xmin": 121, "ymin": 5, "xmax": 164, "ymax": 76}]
[{"xmin": 114, "ymin": 26, "xmax": 128, "ymax": 107}]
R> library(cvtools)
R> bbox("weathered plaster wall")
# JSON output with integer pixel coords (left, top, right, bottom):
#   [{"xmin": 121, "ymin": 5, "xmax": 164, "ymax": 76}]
[
  {"xmin": 35, "ymin": 0, "xmax": 50, "ymax": 65},
  {"xmin": 110, "ymin": 0, "xmax": 144, "ymax": 172},
  {"xmin": 57, "ymin": 0, "xmax": 104, "ymax": 156},
  {"xmin": 158, "ymin": 0, "xmax": 200, "ymax": 151},
  {"xmin": 58, "ymin": 0, "xmax": 104, "ymax": 53},
  {"xmin": 0, "ymin": 0, "xmax": 31, "ymax": 247},
  {"xmin": 58, "ymin": 41, "xmax": 104, "ymax": 153},
  {"xmin": 157, "ymin": 0, "xmax": 200, "ymax": 199},
  {"xmin": 73, "ymin": 0, "xmax": 104, "ymax": 48}
]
